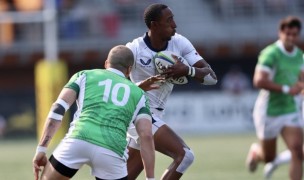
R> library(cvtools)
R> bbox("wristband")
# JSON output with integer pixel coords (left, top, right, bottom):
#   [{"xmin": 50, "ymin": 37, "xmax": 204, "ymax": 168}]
[
  {"xmin": 191, "ymin": 67, "xmax": 196, "ymax": 77},
  {"xmin": 282, "ymin": 85, "xmax": 290, "ymax": 94},
  {"xmin": 188, "ymin": 66, "xmax": 192, "ymax": 76},
  {"xmin": 146, "ymin": 178, "xmax": 155, "ymax": 180},
  {"xmin": 36, "ymin": 146, "xmax": 47, "ymax": 154}
]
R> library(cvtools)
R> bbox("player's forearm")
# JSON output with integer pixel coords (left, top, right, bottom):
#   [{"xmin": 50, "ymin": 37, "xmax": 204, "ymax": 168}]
[
  {"xmin": 188, "ymin": 66, "xmax": 217, "ymax": 85},
  {"xmin": 253, "ymin": 78, "xmax": 284, "ymax": 93},
  {"xmin": 135, "ymin": 75, "xmax": 165, "ymax": 91},
  {"xmin": 193, "ymin": 67, "xmax": 216, "ymax": 83},
  {"xmin": 194, "ymin": 59, "xmax": 211, "ymax": 69},
  {"xmin": 37, "ymin": 98, "xmax": 70, "ymax": 148},
  {"xmin": 191, "ymin": 60, "xmax": 217, "ymax": 85},
  {"xmin": 38, "ymin": 118, "xmax": 62, "ymax": 148},
  {"xmin": 139, "ymin": 134, "xmax": 155, "ymax": 178}
]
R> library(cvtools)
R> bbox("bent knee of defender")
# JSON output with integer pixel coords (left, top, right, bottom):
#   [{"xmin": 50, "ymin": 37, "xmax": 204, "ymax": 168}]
[{"xmin": 176, "ymin": 148, "xmax": 194, "ymax": 173}]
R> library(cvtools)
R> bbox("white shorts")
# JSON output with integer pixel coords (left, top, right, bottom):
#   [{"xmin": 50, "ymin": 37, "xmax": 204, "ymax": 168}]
[
  {"xmin": 127, "ymin": 108, "xmax": 166, "ymax": 150},
  {"xmin": 52, "ymin": 138, "xmax": 127, "ymax": 179},
  {"xmin": 253, "ymin": 112, "xmax": 303, "ymax": 140}
]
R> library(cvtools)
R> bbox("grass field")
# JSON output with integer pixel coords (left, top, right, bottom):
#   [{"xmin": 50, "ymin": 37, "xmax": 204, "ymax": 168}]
[{"xmin": 0, "ymin": 134, "xmax": 291, "ymax": 180}]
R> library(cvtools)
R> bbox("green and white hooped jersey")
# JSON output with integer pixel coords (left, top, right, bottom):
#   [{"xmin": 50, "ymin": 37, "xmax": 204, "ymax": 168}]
[
  {"xmin": 255, "ymin": 40, "xmax": 304, "ymax": 116},
  {"xmin": 64, "ymin": 68, "xmax": 151, "ymax": 157}
]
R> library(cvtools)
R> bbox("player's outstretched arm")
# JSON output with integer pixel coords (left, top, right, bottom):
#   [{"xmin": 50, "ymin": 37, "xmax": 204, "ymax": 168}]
[
  {"xmin": 136, "ymin": 75, "xmax": 165, "ymax": 91},
  {"xmin": 32, "ymin": 88, "xmax": 76, "ymax": 180},
  {"xmin": 135, "ymin": 117, "xmax": 155, "ymax": 180},
  {"xmin": 254, "ymin": 68, "xmax": 304, "ymax": 95}
]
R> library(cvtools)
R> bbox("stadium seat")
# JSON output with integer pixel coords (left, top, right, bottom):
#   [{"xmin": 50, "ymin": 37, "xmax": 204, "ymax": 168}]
[
  {"xmin": 29, "ymin": 52, "xmax": 43, "ymax": 66},
  {"xmin": 214, "ymin": 44, "xmax": 231, "ymax": 58},
  {"xmin": 241, "ymin": 42, "xmax": 259, "ymax": 57},
  {"xmin": 84, "ymin": 50, "xmax": 100, "ymax": 63},
  {"xmin": 1, "ymin": 53, "xmax": 19, "ymax": 67},
  {"xmin": 59, "ymin": 51, "xmax": 73, "ymax": 64}
]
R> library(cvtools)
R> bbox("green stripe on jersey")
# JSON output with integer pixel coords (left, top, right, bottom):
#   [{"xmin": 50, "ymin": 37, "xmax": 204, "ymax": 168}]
[
  {"xmin": 158, "ymin": 52, "xmax": 175, "ymax": 64},
  {"xmin": 138, "ymin": 106, "xmax": 150, "ymax": 115},
  {"xmin": 64, "ymin": 71, "xmax": 85, "ymax": 95}
]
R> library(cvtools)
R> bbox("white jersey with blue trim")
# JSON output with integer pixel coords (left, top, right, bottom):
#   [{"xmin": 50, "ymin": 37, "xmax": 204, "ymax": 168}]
[{"xmin": 126, "ymin": 33, "xmax": 203, "ymax": 111}]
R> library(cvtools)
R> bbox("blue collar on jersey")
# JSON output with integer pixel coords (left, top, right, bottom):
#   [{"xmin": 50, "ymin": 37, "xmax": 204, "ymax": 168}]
[
  {"xmin": 107, "ymin": 68, "xmax": 125, "ymax": 78},
  {"xmin": 143, "ymin": 32, "xmax": 168, "ymax": 52}
]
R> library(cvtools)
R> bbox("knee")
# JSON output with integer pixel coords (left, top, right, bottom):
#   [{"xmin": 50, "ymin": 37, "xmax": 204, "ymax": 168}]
[
  {"xmin": 175, "ymin": 148, "xmax": 195, "ymax": 165},
  {"xmin": 175, "ymin": 148, "xmax": 194, "ymax": 173},
  {"xmin": 289, "ymin": 143, "xmax": 303, "ymax": 160}
]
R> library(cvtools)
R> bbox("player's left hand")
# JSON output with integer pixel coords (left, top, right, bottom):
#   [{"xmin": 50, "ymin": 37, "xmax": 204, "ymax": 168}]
[
  {"xmin": 32, "ymin": 152, "xmax": 47, "ymax": 180},
  {"xmin": 137, "ymin": 75, "xmax": 166, "ymax": 91},
  {"xmin": 161, "ymin": 54, "xmax": 189, "ymax": 78}
]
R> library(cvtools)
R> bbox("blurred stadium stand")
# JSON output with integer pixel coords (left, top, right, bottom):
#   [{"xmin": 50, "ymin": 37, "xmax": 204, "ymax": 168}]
[
  {"xmin": 0, "ymin": 0, "xmax": 303, "ymax": 87},
  {"xmin": 0, "ymin": 0, "xmax": 303, "ymax": 136}
]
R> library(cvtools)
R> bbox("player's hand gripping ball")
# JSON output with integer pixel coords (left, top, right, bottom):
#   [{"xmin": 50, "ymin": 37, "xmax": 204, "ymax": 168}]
[{"xmin": 154, "ymin": 51, "xmax": 189, "ymax": 85}]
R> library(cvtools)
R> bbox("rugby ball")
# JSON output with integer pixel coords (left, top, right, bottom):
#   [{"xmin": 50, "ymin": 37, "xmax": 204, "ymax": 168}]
[{"xmin": 154, "ymin": 51, "xmax": 189, "ymax": 85}]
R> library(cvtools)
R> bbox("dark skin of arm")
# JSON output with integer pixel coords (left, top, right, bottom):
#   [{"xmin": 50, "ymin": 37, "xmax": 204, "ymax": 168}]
[
  {"xmin": 161, "ymin": 55, "xmax": 217, "ymax": 83},
  {"xmin": 137, "ymin": 75, "xmax": 166, "ymax": 91},
  {"xmin": 253, "ymin": 69, "xmax": 304, "ymax": 95},
  {"xmin": 136, "ymin": 56, "xmax": 216, "ymax": 92}
]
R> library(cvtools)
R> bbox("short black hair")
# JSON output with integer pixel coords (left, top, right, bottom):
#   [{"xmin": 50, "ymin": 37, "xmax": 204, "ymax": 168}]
[
  {"xmin": 279, "ymin": 16, "xmax": 302, "ymax": 31},
  {"xmin": 143, "ymin": 3, "xmax": 168, "ymax": 28}
]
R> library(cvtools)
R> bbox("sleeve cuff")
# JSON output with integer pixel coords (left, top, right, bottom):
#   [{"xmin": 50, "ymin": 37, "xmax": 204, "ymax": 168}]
[{"xmin": 256, "ymin": 64, "xmax": 272, "ymax": 74}]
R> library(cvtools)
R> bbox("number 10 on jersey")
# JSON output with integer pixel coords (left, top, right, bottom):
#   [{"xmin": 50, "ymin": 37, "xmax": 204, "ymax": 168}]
[{"xmin": 98, "ymin": 79, "xmax": 130, "ymax": 106}]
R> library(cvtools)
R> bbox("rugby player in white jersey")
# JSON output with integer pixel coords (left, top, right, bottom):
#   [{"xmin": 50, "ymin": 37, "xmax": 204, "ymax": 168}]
[{"xmin": 126, "ymin": 3, "xmax": 217, "ymax": 180}]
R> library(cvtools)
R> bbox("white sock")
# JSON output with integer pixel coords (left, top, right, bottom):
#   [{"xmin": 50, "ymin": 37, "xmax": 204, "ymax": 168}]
[{"xmin": 272, "ymin": 150, "xmax": 291, "ymax": 166}]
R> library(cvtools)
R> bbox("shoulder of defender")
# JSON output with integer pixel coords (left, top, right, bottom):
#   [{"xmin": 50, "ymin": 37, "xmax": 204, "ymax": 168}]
[
  {"xmin": 81, "ymin": 69, "xmax": 106, "ymax": 75},
  {"xmin": 260, "ymin": 43, "xmax": 279, "ymax": 56}
]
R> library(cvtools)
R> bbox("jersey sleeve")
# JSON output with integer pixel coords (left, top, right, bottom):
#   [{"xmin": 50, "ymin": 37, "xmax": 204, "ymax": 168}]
[
  {"xmin": 177, "ymin": 34, "xmax": 203, "ymax": 66},
  {"xmin": 64, "ymin": 71, "xmax": 86, "ymax": 96},
  {"xmin": 133, "ymin": 93, "xmax": 152, "ymax": 125},
  {"xmin": 257, "ymin": 47, "xmax": 275, "ymax": 73}
]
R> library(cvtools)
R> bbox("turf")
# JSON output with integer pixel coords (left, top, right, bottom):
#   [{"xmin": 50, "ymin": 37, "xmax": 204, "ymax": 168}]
[{"xmin": 0, "ymin": 134, "xmax": 290, "ymax": 180}]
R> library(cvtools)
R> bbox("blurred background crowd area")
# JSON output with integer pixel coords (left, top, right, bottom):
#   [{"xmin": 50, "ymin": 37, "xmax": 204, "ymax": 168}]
[{"xmin": 0, "ymin": 0, "xmax": 303, "ymax": 137}]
